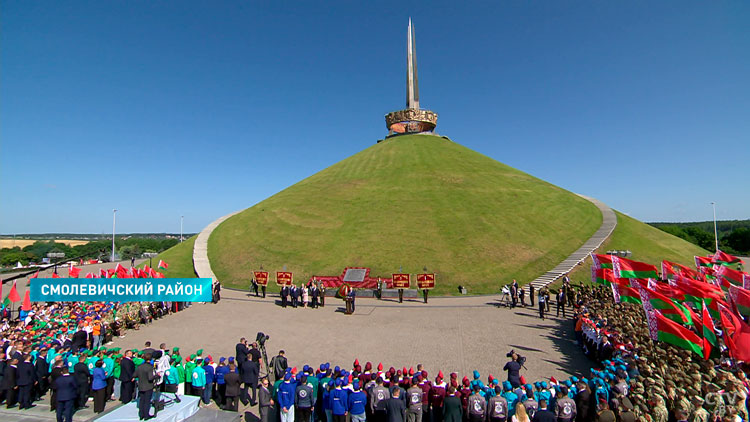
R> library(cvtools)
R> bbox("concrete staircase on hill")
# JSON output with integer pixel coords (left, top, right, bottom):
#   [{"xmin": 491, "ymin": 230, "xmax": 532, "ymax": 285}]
[
  {"xmin": 193, "ymin": 210, "xmax": 240, "ymax": 281},
  {"xmin": 528, "ymin": 195, "xmax": 617, "ymax": 291}
]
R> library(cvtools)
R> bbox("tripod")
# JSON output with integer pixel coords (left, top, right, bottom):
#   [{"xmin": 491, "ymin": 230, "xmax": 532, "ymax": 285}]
[{"xmin": 259, "ymin": 344, "xmax": 271, "ymax": 379}]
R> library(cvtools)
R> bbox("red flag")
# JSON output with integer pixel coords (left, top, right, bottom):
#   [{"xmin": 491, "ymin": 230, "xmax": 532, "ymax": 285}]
[
  {"xmin": 100, "ymin": 268, "xmax": 108, "ymax": 278},
  {"xmin": 612, "ymin": 256, "xmax": 658, "ymax": 279},
  {"xmin": 695, "ymin": 256, "xmax": 713, "ymax": 268},
  {"xmin": 68, "ymin": 266, "xmax": 81, "ymax": 278},
  {"xmin": 51, "ymin": 273, "xmax": 61, "ymax": 279},
  {"xmin": 719, "ymin": 305, "xmax": 750, "ymax": 361},
  {"xmin": 30, "ymin": 271, "xmax": 39, "ymax": 279},
  {"xmin": 702, "ymin": 301, "xmax": 717, "ymax": 360},
  {"xmin": 158, "ymin": 260, "xmax": 169, "ymax": 270},
  {"xmin": 712, "ymin": 250, "xmax": 744, "ymax": 265},
  {"xmin": 591, "ymin": 254, "xmax": 614, "ymax": 269},
  {"xmin": 84, "ymin": 273, "xmax": 94, "ymax": 279},
  {"xmin": 21, "ymin": 290, "xmax": 31, "ymax": 311},
  {"xmin": 8, "ymin": 281, "xmax": 21, "ymax": 303}
]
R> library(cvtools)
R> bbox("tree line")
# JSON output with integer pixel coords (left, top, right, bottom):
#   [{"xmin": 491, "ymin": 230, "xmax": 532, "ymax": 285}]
[
  {"xmin": 0, "ymin": 237, "xmax": 180, "ymax": 267},
  {"xmin": 649, "ymin": 220, "xmax": 750, "ymax": 255}
]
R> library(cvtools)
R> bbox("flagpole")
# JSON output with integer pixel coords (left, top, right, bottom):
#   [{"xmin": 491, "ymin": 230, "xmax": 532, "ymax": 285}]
[
  {"xmin": 710, "ymin": 202, "xmax": 718, "ymax": 252},
  {"xmin": 180, "ymin": 215, "xmax": 184, "ymax": 242},
  {"xmin": 112, "ymin": 209, "xmax": 118, "ymax": 263}
]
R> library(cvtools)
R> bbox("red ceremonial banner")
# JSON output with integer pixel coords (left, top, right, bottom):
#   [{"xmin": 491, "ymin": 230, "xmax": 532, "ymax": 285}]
[
  {"xmin": 417, "ymin": 274, "xmax": 435, "ymax": 289},
  {"xmin": 276, "ymin": 271, "xmax": 293, "ymax": 286},
  {"xmin": 392, "ymin": 273, "xmax": 410, "ymax": 289},
  {"xmin": 254, "ymin": 271, "xmax": 269, "ymax": 286}
]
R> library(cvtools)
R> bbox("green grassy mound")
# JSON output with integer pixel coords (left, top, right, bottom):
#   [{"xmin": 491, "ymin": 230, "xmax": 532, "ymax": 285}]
[
  {"xmin": 564, "ymin": 211, "xmax": 710, "ymax": 285},
  {"xmin": 142, "ymin": 235, "xmax": 197, "ymax": 279},
  {"xmin": 208, "ymin": 134, "xmax": 602, "ymax": 295}
]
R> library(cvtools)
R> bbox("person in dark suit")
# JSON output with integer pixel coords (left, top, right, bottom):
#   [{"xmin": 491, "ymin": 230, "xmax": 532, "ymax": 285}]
[
  {"xmin": 17, "ymin": 354, "xmax": 37, "ymax": 409},
  {"xmin": 386, "ymin": 387, "xmax": 407, "ymax": 422},
  {"xmin": 119, "ymin": 350, "xmax": 136, "ymax": 404},
  {"xmin": 240, "ymin": 356, "xmax": 259, "ymax": 406},
  {"xmin": 55, "ymin": 366, "xmax": 79, "ymax": 422},
  {"xmin": 49, "ymin": 359, "xmax": 65, "ymax": 412},
  {"xmin": 442, "ymin": 387, "xmax": 462, "ymax": 422},
  {"xmin": 574, "ymin": 381, "xmax": 592, "ymax": 422},
  {"xmin": 270, "ymin": 350, "xmax": 288, "ymax": 382},
  {"xmin": 258, "ymin": 377, "xmax": 273, "ymax": 422},
  {"xmin": 281, "ymin": 286, "xmax": 289, "ymax": 307},
  {"xmin": 73, "ymin": 355, "xmax": 90, "ymax": 409},
  {"xmin": 34, "ymin": 348, "xmax": 50, "ymax": 401},
  {"xmin": 531, "ymin": 399, "xmax": 556, "ymax": 422},
  {"xmin": 290, "ymin": 285, "xmax": 299, "ymax": 308},
  {"xmin": 71, "ymin": 329, "xmax": 87, "ymax": 353},
  {"xmin": 235, "ymin": 338, "xmax": 250, "ymax": 369},
  {"xmin": 1, "ymin": 358, "xmax": 19, "ymax": 408},
  {"xmin": 134, "ymin": 353, "xmax": 156, "ymax": 420},
  {"xmin": 223, "ymin": 363, "xmax": 241, "ymax": 411}
]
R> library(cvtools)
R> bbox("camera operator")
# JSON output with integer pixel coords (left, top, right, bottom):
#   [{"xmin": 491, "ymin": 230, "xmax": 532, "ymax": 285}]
[{"xmin": 503, "ymin": 351, "xmax": 525, "ymax": 388}]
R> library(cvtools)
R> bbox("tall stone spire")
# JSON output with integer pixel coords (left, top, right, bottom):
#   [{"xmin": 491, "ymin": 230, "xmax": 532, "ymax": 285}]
[
  {"xmin": 383, "ymin": 19, "xmax": 437, "ymax": 138},
  {"xmin": 406, "ymin": 18, "xmax": 419, "ymax": 110}
]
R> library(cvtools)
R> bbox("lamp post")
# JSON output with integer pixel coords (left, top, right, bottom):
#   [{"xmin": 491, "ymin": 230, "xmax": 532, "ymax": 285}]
[
  {"xmin": 710, "ymin": 202, "xmax": 718, "ymax": 252},
  {"xmin": 112, "ymin": 209, "xmax": 118, "ymax": 262},
  {"xmin": 180, "ymin": 216, "xmax": 184, "ymax": 242}
]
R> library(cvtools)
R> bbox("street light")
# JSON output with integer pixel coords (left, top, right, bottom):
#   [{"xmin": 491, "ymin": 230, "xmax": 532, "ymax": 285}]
[
  {"xmin": 710, "ymin": 202, "xmax": 718, "ymax": 252},
  {"xmin": 180, "ymin": 215, "xmax": 184, "ymax": 242},
  {"xmin": 112, "ymin": 209, "xmax": 118, "ymax": 262}
]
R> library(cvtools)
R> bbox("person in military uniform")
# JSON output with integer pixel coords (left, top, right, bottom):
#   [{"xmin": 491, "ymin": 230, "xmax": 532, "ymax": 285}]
[
  {"xmin": 651, "ymin": 395, "xmax": 668, "ymax": 422},
  {"xmin": 689, "ymin": 396, "xmax": 709, "ymax": 422}
]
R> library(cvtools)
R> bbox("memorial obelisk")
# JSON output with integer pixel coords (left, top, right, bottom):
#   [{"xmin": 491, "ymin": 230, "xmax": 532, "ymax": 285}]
[{"xmin": 385, "ymin": 18, "xmax": 438, "ymax": 136}]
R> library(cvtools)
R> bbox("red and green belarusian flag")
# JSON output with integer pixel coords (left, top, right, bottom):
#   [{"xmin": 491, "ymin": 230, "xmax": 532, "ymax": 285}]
[
  {"xmin": 701, "ymin": 300, "xmax": 717, "ymax": 360},
  {"xmin": 591, "ymin": 267, "xmax": 614, "ymax": 286},
  {"xmin": 662, "ymin": 260, "xmax": 701, "ymax": 280},
  {"xmin": 611, "ymin": 278, "xmax": 642, "ymax": 304},
  {"xmin": 644, "ymin": 307, "xmax": 703, "ymax": 356},
  {"xmin": 712, "ymin": 250, "xmax": 744, "ymax": 266},
  {"xmin": 674, "ymin": 276, "xmax": 727, "ymax": 318},
  {"xmin": 612, "ymin": 256, "xmax": 658, "ymax": 279},
  {"xmin": 729, "ymin": 285, "xmax": 750, "ymax": 319},
  {"xmin": 158, "ymin": 260, "xmax": 169, "ymax": 270},
  {"xmin": 695, "ymin": 256, "xmax": 713, "ymax": 268},
  {"xmin": 634, "ymin": 280, "xmax": 691, "ymax": 325},
  {"xmin": 714, "ymin": 265, "xmax": 746, "ymax": 292},
  {"xmin": 591, "ymin": 253, "xmax": 614, "ymax": 269}
]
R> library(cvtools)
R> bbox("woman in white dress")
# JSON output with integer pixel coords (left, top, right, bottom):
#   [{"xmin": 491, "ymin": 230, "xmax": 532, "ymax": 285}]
[{"xmin": 302, "ymin": 283, "xmax": 309, "ymax": 308}]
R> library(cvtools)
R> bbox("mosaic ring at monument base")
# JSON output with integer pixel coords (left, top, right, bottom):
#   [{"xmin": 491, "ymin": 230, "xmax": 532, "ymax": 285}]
[{"xmin": 385, "ymin": 108, "xmax": 438, "ymax": 130}]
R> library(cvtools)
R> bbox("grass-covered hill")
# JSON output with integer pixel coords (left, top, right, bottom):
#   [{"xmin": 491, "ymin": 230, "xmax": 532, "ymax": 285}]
[
  {"xmin": 206, "ymin": 134, "xmax": 603, "ymax": 295},
  {"xmin": 141, "ymin": 235, "xmax": 197, "ymax": 279}
]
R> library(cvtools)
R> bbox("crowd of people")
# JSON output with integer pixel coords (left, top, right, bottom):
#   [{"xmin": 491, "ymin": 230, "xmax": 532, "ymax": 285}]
[
  {"xmin": 568, "ymin": 284, "xmax": 750, "ymax": 421},
  {"xmin": 0, "ymin": 291, "xmax": 193, "ymax": 421},
  {"xmin": 278, "ymin": 282, "xmax": 327, "ymax": 309}
]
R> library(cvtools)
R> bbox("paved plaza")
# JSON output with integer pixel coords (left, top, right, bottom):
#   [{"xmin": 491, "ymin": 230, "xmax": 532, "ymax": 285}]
[{"xmin": 109, "ymin": 287, "xmax": 590, "ymax": 385}]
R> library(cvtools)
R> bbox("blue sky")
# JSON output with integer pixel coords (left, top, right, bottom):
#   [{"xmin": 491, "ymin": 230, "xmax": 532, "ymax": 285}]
[{"xmin": 2, "ymin": 1, "xmax": 748, "ymax": 234}]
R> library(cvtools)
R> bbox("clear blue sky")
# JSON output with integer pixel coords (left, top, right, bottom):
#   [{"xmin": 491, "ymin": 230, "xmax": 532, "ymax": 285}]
[{"xmin": 2, "ymin": 1, "xmax": 748, "ymax": 234}]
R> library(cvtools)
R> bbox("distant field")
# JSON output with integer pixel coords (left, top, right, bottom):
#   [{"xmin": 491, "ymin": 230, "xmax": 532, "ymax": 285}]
[{"xmin": 0, "ymin": 239, "xmax": 89, "ymax": 249}]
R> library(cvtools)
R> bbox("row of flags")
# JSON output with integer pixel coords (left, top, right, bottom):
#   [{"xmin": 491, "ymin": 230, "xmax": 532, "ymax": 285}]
[
  {"xmin": 591, "ymin": 250, "xmax": 749, "ymax": 361},
  {"xmin": 1, "ymin": 260, "xmax": 170, "ymax": 312}
]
